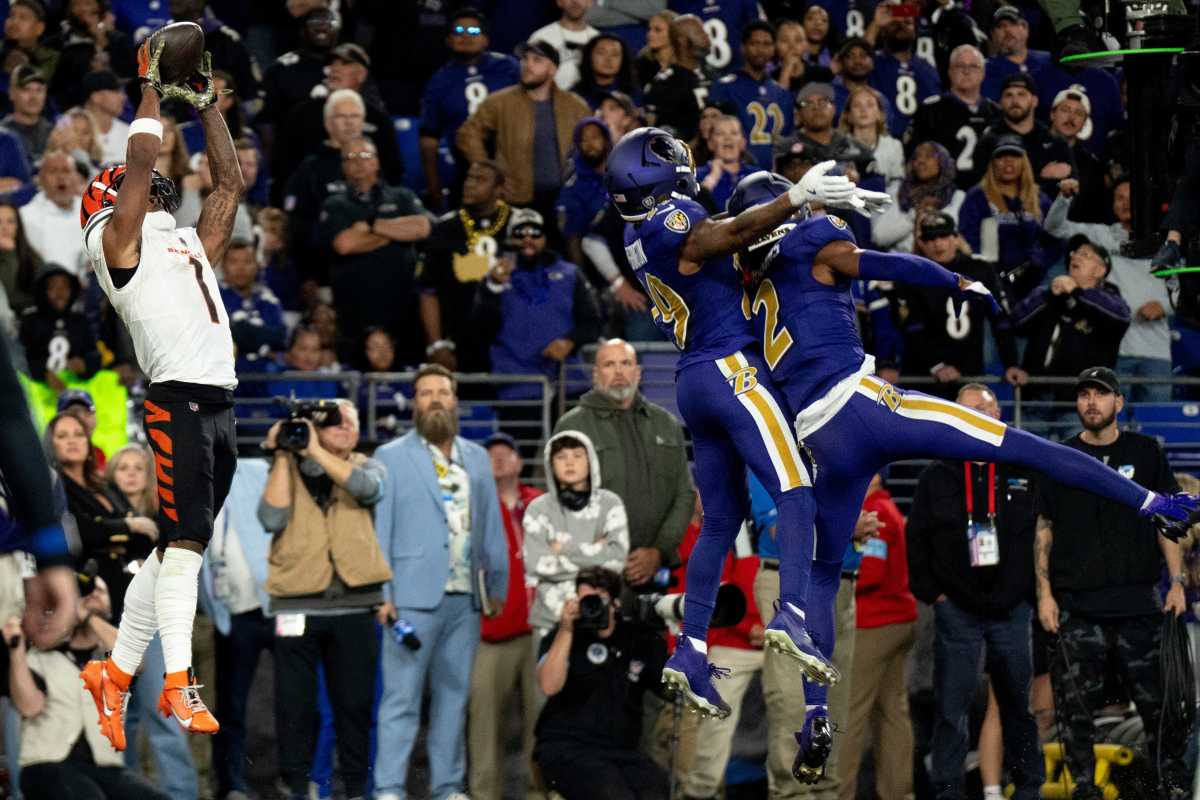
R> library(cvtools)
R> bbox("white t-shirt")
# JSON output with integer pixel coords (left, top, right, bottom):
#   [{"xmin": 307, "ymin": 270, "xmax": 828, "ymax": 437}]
[
  {"xmin": 20, "ymin": 192, "xmax": 84, "ymax": 274},
  {"xmin": 84, "ymin": 208, "xmax": 237, "ymax": 389},
  {"xmin": 531, "ymin": 21, "xmax": 599, "ymax": 91},
  {"xmin": 95, "ymin": 118, "xmax": 131, "ymax": 166}
]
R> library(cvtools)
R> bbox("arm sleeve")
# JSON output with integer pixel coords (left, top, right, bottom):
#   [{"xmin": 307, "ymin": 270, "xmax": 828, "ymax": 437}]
[
  {"xmin": 857, "ymin": 250, "xmax": 960, "ymax": 288},
  {"xmin": 1075, "ymin": 286, "xmax": 1131, "ymax": 329},
  {"xmin": 344, "ymin": 459, "xmax": 385, "ymax": 506},
  {"xmin": 455, "ymin": 96, "xmax": 497, "ymax": 164},
  {"xmin": 1009, "ymin": 289, "xmax": 1050, "ymax": 332},
  {"xmin": 257, "ymin": 498, "xmax": 291, "ymax": 533}
]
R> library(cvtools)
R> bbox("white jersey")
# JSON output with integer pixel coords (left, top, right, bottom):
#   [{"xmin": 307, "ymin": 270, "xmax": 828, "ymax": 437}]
[{"xmin": 83, "ymin": 208, "xmax": 237, "ymax": 390}]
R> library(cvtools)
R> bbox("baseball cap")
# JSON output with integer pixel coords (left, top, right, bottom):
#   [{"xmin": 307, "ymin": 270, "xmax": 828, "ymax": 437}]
[
  {"xmin": 599, "ymin": 90, "xmax": 637, "ymax": 117},
  {"xmin": 484, "ymin": 431, "xmax": 519, "ymax": 451},
  {"xmin": 57, "ymin": 388, "xmax": 95, "ymax": 413},
  {"xmin": 10, "ymin": 64, "xmax": 45, "ymax": 88},
  {"xmin": 992, "ymin": 5, "xmax": 1024, "ymax": 25},
  {"xmin": 1052, "ymin": 84, "xmax": 1093, "ymax": 140},
  {"xmin": 507, "ymin": 207, "xmax": 545, "ymax": 238},
  {"xmin": 1001, "ymin": 72, "xmax": 1036, "ymax": 94},
  {"xmin": 837, "ymin": 36, "xmax": 873, "ymax": 60},
  {"xmin": 516, "ymin": 39, "xmax": 560, "ymax": 67},
  {"xmin": 82, "ymin": 70, "xmax": 121, "ymax": 97},
  {"xmin": 1074, "ymin": 366, "xmax": 1120, "ymax": 395},
  {"xmin": 919, "ymin": 211, "xmax": 957, "ymax": 240},
  {"xmin": 1067, "ymin": 233, "xmax": 1112, "ymax": 274},
  {"xmin": 991, "ymin": 133, "xmax": 1026, "ymax": 158},
  {"xmin": 773, "ymin": 136, "xmax": 820, "ymax": 169},
  {"xmin": 796, "ymin": 82, "xmax": 835, "ymax": 106},
  {"xmin": 331, "ymin": 43, "xmax": 370, "ymax": 69}
]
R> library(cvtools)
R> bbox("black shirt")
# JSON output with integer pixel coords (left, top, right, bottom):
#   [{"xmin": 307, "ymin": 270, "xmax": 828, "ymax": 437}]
[
  {"xmin": 534, "ymin": 620, "xmax": 667, "ymax": 752},
  {"xmin": 977, "ymin": 120, "xmax": 1074, "ymax": 199},
  {"xmin": 258, "ymin": 48, "xmax": 329, "ymax": 127},
  {"xmin": 643, "ymin": 66, "xmax": 710, "ymax": 142},
  {"xmin": 906, "ymin": 93, "xmax": 999, "ymax": 190},
  {"xmin": 907, "ymin": 459, "xmax": 1039, "ymax": 616},
  {"xmin": 1038, "ymin": 431, "xmax": 1178, "ymax": 618}
]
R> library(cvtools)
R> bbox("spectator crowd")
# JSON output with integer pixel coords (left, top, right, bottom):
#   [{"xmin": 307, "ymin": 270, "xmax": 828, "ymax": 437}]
[{"xmin": 2, "ymin": 0, "xmax": 1200, "ymax": 799}]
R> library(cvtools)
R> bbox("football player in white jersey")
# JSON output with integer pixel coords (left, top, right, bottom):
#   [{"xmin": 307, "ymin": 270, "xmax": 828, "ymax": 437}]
[{"xmin": 81, "ymin": 40, "xmax": 244, "ymax": 748}]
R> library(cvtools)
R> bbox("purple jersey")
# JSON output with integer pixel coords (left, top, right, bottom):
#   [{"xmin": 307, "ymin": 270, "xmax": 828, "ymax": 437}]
[
  {"xmin": 753, "ymin": 214, "xmax": 860, "ymax": 411},
  {"xmin": 623, "ymin": 197, "xmax": 758, "ymax": 370},
  {"xmin": 668, "ymin": 0, "xmax": 761, "ymax": 72}
]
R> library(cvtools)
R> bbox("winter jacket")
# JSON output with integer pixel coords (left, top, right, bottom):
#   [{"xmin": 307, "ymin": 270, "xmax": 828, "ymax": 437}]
[
  {"xmin": 18, "ymin": 265, "xmax": 100, "ymax": 381},
  {"xmin": 523, "ymin": 430, "xmax": 630, "ymax": 631},
  {"xmin": 556, "ymin": 117, "xmax": 612, "ymax": 239},
  {"xmin": 456, "ymin": 83, "xmax": 590, "ymax": 204},
  {"xmin": 554, "ymin": 390, "xmax": 694, "ymax": 562}
]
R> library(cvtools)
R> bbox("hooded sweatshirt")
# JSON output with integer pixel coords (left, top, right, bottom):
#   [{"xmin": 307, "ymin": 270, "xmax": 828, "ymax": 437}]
[
  {"xmin": 523, "ymin": 430, "xmax": 630, "ymax": 631},
  {"xmin": 18, "ymin": 264, "xmax": 99, "ymax": 380},
  {"xmin": 556, "ymin": 117, "xmax": 612, "ymax": 239}
]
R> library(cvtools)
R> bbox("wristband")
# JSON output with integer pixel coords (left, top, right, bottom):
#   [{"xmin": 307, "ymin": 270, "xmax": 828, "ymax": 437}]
[
  {"xmin": 129, "ymin": 117, "xmax": 164, "ymax": 141},
  {"xmin": 1171, "ymin": 574, "xmax": 1187, "ymax": 585},
  {"xmin": 426, "ymin": 339, "xmax": 456, "ymax": 355},
  {"xmin": 610, "ymin": 276, "xmax": 626, "ymax": 291}
]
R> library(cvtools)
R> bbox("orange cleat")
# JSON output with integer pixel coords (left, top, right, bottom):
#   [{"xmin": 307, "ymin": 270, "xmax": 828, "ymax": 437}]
[
  {"xmin": 158, "ymin": 667, "xmax": 219, "ymax": 735},
  {"xmin": 80, "ymin": 658, "xmax": 133, "ymax": 751}
]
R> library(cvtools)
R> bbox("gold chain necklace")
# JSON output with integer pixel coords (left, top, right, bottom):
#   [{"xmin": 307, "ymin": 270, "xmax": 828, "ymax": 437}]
[{"xmin": 460, "ymin": 201, "xmax": 509, "ymax": 248}]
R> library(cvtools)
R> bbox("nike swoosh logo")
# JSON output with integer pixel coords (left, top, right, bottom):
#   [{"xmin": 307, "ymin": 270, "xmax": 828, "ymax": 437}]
[{"xmin": 171, "ymin": 710, "xmax": 193, "ymax": 729}]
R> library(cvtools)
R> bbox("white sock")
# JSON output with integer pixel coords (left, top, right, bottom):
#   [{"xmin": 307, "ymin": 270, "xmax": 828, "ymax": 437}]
[
  {"xmin": 787, "ymin": 602, "xmax": 806, "ymax": 620},
  {"xmin": 154, "ymin": 548, "xmax": 203, "ymax": 675},
  {"xmin": 110, "ymin": 553, "xmax": 161, "ymax": 676},
  {"xmin": 688, "ymin": 636, "xmax": 708, "ymax": 654},
  {"xmin": 982, "ymin": 785, "xmax": 1003, "ymax": 800}
]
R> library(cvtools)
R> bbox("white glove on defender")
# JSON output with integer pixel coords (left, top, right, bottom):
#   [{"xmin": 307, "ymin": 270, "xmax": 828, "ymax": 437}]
[{"xmin": 787, "ymin": 160, "xmax": 855, "ymax": 208}]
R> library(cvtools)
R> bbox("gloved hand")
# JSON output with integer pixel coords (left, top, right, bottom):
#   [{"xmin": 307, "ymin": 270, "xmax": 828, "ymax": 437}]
[
  {"xmin": 137, "ymin": 38, "xmax": 165, "ymax": 85},
  {"xmin": 841, "ymin": 187, "xmax": 893, "ymax": 217},
  {"xmin": 787, "ymin": 160, "xmax": 855, "ymax": 208},
  {"xmin": 158, "ymin": 51, "xmax": 223, "ymax": 110},
  {"xmin": 951, "ymin": 275, "xmax": 1002, "ymax": 318},
  {"xmin": 1140, "ymin": 492, "xmax": 1200, "ymax": 541}
]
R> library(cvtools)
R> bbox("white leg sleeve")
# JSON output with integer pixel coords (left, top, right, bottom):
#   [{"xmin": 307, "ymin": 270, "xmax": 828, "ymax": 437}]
[
  {"xmin": 154, "ymin": 547, "xmax": 202, "ymax": 675},
  {"xmin": 110, "ymin": 552, "xmax": 161, "ymax": 676}
]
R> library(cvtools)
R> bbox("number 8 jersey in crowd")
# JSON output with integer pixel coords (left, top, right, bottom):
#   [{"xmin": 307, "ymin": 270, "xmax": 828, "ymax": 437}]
[{"xmin": 84, "ymin": 206, "xmax": 237, "ymax": 390}]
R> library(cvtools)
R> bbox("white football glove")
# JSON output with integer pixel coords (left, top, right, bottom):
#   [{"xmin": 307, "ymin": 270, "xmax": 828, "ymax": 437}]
[
  {"xmin": 786, "ymin": 160, "xmax": 856, "ymax": 209},
  {"xmin": 839, "ymin": 187, "xmax": 893, "ymax": 217}
]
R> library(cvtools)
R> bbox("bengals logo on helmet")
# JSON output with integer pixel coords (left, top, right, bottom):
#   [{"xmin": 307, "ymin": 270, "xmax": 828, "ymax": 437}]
[{"xmin": 80, "ymin": 165, "xmax": 126, "ymax": 229}]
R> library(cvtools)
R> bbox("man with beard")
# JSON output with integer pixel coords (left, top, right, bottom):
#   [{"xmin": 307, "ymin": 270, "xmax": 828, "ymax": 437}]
[
  {"xmin": 420, "ymin": 8, "xmax": 520, "ymax": 211},
  {"xmin": 977, "ymin": 73, "xmax": 1074, "ymax": 200},
  {"xmin": 1046, "ymin": 86, "xmax": 1108, "ymax": 224},
  {"xmin": 905, "ymin": 45, "xmax": 998, "ymax": 190},
  {"xmin": 867, "ymin": 9, "xmax": 940, "ymax": 139},
  {"xmin": 553, "ymin": 339, "xmax": 695, "ymax": 592},
  {"xmin": 832, "ymin": 37, "xmax": 888, "ymax": 127},
  {"xmin": 980, "ymin": 6, "xmax": 1052, "ymax": 101},
  {"xmin": 373, "ymin": 364, "xmax": 509, "ymax": 800},
  {"xmin": 419, "ymin": 160, "xmax": 512, "ymax": 374},
  {"xmin": 1036, "ymin": 367, "xmax": 1189, "ymax": 798},
  {"xmin": 458, "ymin": 38, "xmax": 589, "ymax": 237}
]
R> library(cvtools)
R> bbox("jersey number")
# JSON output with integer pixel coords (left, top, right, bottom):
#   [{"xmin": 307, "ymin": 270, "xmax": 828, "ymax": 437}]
[
  {"xmin": 895, "ymin": 75, "xmax": 918, "ymax": 116},
  {"xmin": 46, "ymin": 334, "xmax": 70, "ymax": 372},
  {"xmin": 945, "ymin": 296, "xmax": 971, "ymax": 340},
  {"xmin": 845, "ymin": 9, "xmax": 865, "ymax": 37},
  {"xmin": 645, "ymin": 273, "xmax": 691, "ymax": 349},
  {"xmin": 748, "ymin": 102, "xmax": 785, "ymax": 145},
  {"xmin": 955, "ymin": 125, "xmax": 978, "ymax": 172},
  {"xmin": 704, "ymin": 19, "xmax": 731, "ymax": 69},
  {"xmin": 192, "ymin": 257, "xmax": 220, "ymax": 324},
  {"xmin": 752, "ymin": 279, "xmax": 794, "ymax": 369},
  {"xmin": 465, "ymin": 82, "xmax": 489, "ymax": 116}
]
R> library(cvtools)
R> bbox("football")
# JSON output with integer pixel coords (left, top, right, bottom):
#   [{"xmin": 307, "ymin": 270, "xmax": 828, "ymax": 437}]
[{"xmin": 148, "ymin": 21, "xmax": 205, "ymax": 85}]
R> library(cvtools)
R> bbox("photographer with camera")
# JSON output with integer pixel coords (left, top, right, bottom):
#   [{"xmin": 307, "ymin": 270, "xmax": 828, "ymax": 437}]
[
  {"xmin": 534, "ymin": 566, "xmax": 670, "ymax": 800},
  {"xmin": 6, "ymin": 575, "xmax": 170, "ymax": 800},
  {"xmin": 259, "ymin": 397, "xmax": 392, "ymax": 800}
]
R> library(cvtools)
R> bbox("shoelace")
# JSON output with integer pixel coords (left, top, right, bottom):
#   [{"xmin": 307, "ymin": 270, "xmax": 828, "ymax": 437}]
[
  {"xmin": 177, "ymin": 683, "xmax": 207, "ymax": 713},
  {"xmin": 708, "ymin": 664, "xmax": 732, "ymax": 681}
]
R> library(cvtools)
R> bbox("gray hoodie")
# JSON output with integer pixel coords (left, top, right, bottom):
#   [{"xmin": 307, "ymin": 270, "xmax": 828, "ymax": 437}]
[{"xmin": 523, "ymin": 430, "xmax": 630, "ymax": 631}]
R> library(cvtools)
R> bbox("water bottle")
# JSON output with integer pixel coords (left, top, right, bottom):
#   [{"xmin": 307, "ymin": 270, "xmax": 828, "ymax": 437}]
[{"xmin": 391, "ymin": 619, "xmax": 422, "ymax": 651}]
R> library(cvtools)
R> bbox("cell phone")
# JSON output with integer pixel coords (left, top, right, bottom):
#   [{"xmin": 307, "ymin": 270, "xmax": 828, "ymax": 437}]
[{"xmin": 891, "ymin": 2, "xmax": 922, "ymax": 17}]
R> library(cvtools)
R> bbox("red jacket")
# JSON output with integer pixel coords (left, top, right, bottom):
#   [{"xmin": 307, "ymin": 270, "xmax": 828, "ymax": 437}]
[
  {"xmin": 481, "ymin": 484, "xmax": 543, "ymax": 643},
  {"xmin": 673, "ymin": 521, "xmax": 763, "ymax": 652},
  {"xmin": 856, "ymin": 488, "xmax": 918, "ymax": 629}
]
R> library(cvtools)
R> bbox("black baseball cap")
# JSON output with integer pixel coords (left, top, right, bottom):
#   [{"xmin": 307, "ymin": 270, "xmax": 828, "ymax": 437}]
[
  {"xmin": 837, "ymin": 36, "xmax": 873, "ymax": 60},
  {"xmin": 1001, "ymin": 72, "xmax": 1037, "ymax": 94},
  {"xmin": 516, "ymin": 39, "xmax": 560, "ymax": 67},
  {"xmin": 919, "ymin": 211, "xmax": 957, "ymax": 240},
  {"xmin": 992, "ymin": 5, "xmax": 1024, "ymax": 25},
  {"xmin": 1074, "ymin": 366, "xmax": 1120, "ymax": 395},
  {"xmin": 331, "ymin": 43, "xmax": 370, "ymax": 69},
  {"xmin": 991, "ymin": 133, "xmax": 1026, "ymax": 158},
  {"xmin": 57, "ymin": 388, "xmax": 95, "ymax": 412},
  {"xmin": 484, "ymin": 431, "xmax": 519, "ymax": 451},
  {"xmin": 1067, "ymin": 233, "xmax": 1112, "ymax": 274}
]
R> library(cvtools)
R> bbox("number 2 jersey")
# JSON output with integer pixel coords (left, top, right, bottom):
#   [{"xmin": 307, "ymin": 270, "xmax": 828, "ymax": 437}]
[
  {"xmin": 84, "ymin": 208, "xmax": 237, "ymax": 389},
  {"xmin": 623, "ymin": 197, "xmax": 757, "ymax": 370},
  {"xmin": 752, "ymin": 214, "xmax": 863, "ymax": 426}
]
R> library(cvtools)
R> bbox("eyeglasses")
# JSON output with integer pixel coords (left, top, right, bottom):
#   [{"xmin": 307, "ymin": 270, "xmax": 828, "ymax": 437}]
[
  {"xmin": 801, "ymin": 97, "xmax": 833, "ymax": 108},
  {"xmin": 453, "ymin": 25, "xmax": 483, "ymax": 36},
  {"xmin": 513, "ymin": 227, "xmax": 544, "ymax": 239},
  {"xmin": 342, "ymin": 150, "xmax": 377, "ymax": 161}
]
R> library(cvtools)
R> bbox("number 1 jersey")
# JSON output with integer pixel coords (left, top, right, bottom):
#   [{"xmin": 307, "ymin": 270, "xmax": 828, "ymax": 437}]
[
  {"xmin": 623, "ymin": 197, "xmax": 757, "ymax": 370},
  {"xmin": 84, "ymin": 208, "xmax": 237, "ymax": 389}
]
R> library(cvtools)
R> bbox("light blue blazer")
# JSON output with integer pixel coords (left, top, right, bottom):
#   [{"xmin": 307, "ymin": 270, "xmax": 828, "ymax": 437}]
[{"xmin": 374, "ymin": 431, "xmax": 508, "ymax": 612}]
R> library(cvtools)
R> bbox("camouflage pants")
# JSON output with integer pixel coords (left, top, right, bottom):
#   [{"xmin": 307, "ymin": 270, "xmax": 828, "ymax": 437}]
[{"xmin": 1049, "ymin": 609, "xmax": 1187, "ymax": 792}]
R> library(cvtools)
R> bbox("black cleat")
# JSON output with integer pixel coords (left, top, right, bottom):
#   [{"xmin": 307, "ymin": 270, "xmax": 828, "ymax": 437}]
[{"xmin": 791, "ymin": 706, "xmax": 833, "ymax": 784}]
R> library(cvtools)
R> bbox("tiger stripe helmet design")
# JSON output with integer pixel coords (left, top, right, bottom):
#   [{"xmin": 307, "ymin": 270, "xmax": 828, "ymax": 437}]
[{"xmin": 80, "ymin": 165, "xmax": 182, "ymax": 230}]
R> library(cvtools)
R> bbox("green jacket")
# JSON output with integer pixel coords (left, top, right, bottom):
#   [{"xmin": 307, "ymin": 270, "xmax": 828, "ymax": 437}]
[{"xmin": 554, "ymin": 389, "xmax": 695, "ymax": 565}]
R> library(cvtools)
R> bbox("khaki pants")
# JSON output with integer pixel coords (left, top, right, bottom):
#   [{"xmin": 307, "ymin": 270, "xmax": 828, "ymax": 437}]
[
  {"xmin": 837, "ymin": 621, "xmax": 916, "ymax": 800},
  {"xmin": 647, "ymin": 685, "xmax": 700, "ymax": 789},
  {"xmin": 681, "ymin": 645, "xmax": 764, "ymax": 798},
  {"xmin": 469, "ymin": 633, "xmax": 538, "ymax": 800},
  {"xmin": 755, "ymin": 567, "xmax": 857, "ymax": 800}
]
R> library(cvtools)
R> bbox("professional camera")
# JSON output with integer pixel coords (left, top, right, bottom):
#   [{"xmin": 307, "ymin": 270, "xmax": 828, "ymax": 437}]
[
  {"xmin": 632, "ymin": 583, "xmax": 747, "ymax": 631},
  {"xmin": 576, "ymin": 593, "xmax": 611, "ymax": 633},
  {"xmin": 274, "ymin": 397, "xmax": 343, "ymax": 452}
]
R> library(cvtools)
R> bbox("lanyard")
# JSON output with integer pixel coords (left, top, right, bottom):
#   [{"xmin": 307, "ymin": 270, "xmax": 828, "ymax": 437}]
[{"xmin": 963, "ymin": 462, "xmax": 996, "ymax": 520}]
